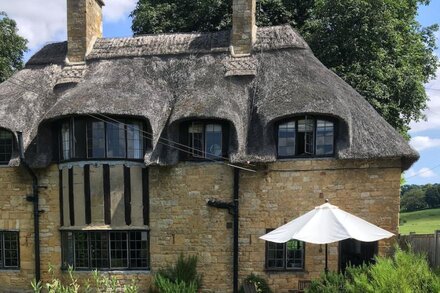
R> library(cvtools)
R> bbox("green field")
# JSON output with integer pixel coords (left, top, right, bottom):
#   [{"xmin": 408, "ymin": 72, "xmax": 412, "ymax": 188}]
[{"xmin": 399, "ymin": 208, "xmax": 440, "ymax": 235}]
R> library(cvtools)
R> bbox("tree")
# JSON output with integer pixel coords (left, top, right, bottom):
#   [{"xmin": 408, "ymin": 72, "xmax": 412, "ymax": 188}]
[
  {"xmin": 131, "ymin": 0, "xmax": 438, "ymax": 136},
  {"xmin": 425, "ymin": 185, "xmax": 440, "ymax": 208},
  {"xmin": 401, "ymin": 188, "xmax": 427, "ymax": 212},
  {"xmin": 0, "ymin": 12, "xmax": 28, "ymax": 83}
]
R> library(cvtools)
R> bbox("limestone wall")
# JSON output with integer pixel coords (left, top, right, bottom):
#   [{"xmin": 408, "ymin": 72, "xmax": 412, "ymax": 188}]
[{"xmin": 0, "ymin": 158, "xmax": 401, "ymax": 292}]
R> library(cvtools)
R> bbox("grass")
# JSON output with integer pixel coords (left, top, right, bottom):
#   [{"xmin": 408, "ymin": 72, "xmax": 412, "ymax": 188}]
[{"xmin": 400, "ymin": 208, "xmax": 440, "ymax": 235}]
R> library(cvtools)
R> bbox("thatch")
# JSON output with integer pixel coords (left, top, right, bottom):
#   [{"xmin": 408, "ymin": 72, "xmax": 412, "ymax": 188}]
[{"xmin": 0, "ymin": 25, "xmax": 418, "ymax": 169}]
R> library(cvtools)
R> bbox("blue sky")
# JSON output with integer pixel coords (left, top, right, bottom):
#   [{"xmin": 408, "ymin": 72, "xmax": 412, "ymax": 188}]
[{"xmin": 2, "ymin": 0, "xmax": 439, "ymax": 185}]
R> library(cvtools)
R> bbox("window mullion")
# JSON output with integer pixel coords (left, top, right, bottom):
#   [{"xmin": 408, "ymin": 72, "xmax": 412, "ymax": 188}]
[
  {"xmin": 0, "ymin": 232, "xmax": 3, "ymax": 269},
  {"xmin": 108, "ymin": 231, "xmax": 112, "ymax": 269},
  {"xmin": 87, "ymin": 232, "xmax": 91, "ymax": 270},
  {"xmin": 126, "ymin": 231, "xmax": 130, "ymax": 269}
]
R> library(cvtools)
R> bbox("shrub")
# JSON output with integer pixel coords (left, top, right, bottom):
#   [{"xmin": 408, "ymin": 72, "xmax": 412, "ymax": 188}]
[
  {"xmin": 31, "ymin": 265, "xmax": 138, "ymax": 293},
  {"xmin": 153, "ymin": 254, "xmax": 202, "ymax": 293},
  {"xmin": 154, "ymin": 274, "xmax": 198, "ymax": 293},
  {"xmin": 239, "ymin": 274, "xmax": 272, "ymax": 293},
  {"xmin": 306, "ymin": 247, "xmax": 440, "ymax": 293}
]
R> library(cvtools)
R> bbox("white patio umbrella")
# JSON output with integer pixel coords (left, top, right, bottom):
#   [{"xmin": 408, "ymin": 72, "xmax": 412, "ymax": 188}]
[{"xmin": 260, "ymin": 201, "xmax": 394, "ymax": 272}]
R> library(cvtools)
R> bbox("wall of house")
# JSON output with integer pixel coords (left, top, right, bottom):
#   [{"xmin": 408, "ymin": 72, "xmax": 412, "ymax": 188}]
[{"xmin": 0, "ymin": 158, "xmax": 401, "ymax": 292}]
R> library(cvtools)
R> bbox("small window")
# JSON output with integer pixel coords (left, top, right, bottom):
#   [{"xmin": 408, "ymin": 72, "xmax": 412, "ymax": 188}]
[
  {"xmin": 0, "ymin": 130, "xmax": 13, "ymax": 164},
  {"xmin": 59, "ymin": 117, "xmax": 147, "ymax": 161},
  {"xmin": 0, "ymin": 231, "xmax": 20, "ymax": 269},
  {"xmin": 61, "ymin": 230, "xmax": 149, "ymax": 270},
  {"xmin": 277, "ymin": 117, "xmax": 335, "ymax": 158},
  {"xmin": 266, "ymin": 237, "xmax": 305, "ymax": 271},
  {"xmin": 182, "ymin": 121, "xmax": 228, "ymax": 160}
]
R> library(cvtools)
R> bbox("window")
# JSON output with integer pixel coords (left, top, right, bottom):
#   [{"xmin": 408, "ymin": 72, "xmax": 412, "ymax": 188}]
[
  {"xmin": 59, "ymin": 117, "xmax": 147, "ymax": 161},
  {"xmin": 277, "ymin": 117, "xmax": 335, "ymax": 158},
  {"xmin": 61, "ymin": 230, "xmax": 149, "ymax": 270},
  {"xmin": 0, "ymin": 130, "xmax": 13, "ymax": 164},
  {"xmin": 181, "ymin": 121, "xmax": 228, "ymax": 160},
  {"xmin": 266, "ymin": 238, "xmax": 305, "ymax": 271},
  {"xmin": 0, "ymin": 231, "xmax": 19, "ymax": 269}
]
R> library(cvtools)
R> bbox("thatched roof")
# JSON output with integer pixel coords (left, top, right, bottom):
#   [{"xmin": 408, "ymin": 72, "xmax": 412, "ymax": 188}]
[{"xmin": 0, "ymin": 25, "xmax": 418, "ymax": 169}]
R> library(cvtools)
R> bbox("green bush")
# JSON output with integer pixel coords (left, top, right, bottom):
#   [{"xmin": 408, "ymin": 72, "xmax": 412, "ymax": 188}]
[
  {"xmin": 307, "ymin": 247, "xmax": 440, "ymax": 293},
  {"xmin": 239, "ymin": 274, "xmax": 273, "ymax": 293},
  {"xmin": 153, "ymin": 254, "xmax": 202, "ymax": 293},
  {"xmin": 154, "ymin": 274, "xmax": 198, "ymax": 293},
  {"xmin": 31, "ymin": 265, "xmax": 138, "ymax": 293}
]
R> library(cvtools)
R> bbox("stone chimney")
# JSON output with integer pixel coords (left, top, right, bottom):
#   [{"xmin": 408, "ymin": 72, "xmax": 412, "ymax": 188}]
[
  {"xmin": 231, "ymin": 0, "xmax": 256, "ymax": 57},
  {"xmin": 67, "ymin": 0, "xmax": 104, "ymax": 63}
]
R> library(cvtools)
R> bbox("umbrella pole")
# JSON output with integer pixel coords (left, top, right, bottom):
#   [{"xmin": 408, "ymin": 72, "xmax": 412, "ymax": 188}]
[{"xmin": 325, "ymin": 243, "xmax": 328, "ymax": 274}]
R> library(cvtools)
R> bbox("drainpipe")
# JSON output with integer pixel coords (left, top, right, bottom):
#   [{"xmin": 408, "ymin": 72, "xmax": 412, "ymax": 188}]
[
  {"xmin": 207, "ymin": 168, "xmax": 240, "ymax": 293},
  {"xmin": 233, "ymin": 168, "xmax": 239, "ymax": 293},
  {"xmin": 17, "ymin": 132, "xmax": 41, "ymax": 283}
]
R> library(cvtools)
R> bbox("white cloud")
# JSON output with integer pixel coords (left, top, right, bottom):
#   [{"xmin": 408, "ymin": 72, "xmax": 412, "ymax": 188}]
[
  {"xmin": 0, "ymin": 0, "xmax": 135, "ymax": 51},
  {"xmin": 407, "ymin": 167, "xmax": 437, "ymax": 178},
  {"xmin": 409, "ymin": 69, "xmax": 440, "ymax": 133},
  {"xmin": 103, "ymin": 0, "xmax": 136, "ymax": 22},
  {"xmin": 410, "ymin": 136, "xmax": 440, "ymax": 151}
]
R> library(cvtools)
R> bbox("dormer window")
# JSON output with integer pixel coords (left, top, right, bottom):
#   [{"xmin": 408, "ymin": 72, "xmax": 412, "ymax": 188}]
[
  {"xmin": 180, "ymin": 121, "xmax": 228, "ymax": 160},
  {"xmin": 0, "ymin": 129, "xmax": 13, "ymax": 164},
  {"xmin": 58, "ymin": 117, "xmax": 147, "ymax": 162},
  {"xmin": 277, "ymin": 117, "xmax": 335, "ymax": 158}
]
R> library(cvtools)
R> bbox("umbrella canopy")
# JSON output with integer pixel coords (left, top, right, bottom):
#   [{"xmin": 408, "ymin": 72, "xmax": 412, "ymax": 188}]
[{"xmin": 260, "ymin": 202, "xmax": 394, "ymax": 244}]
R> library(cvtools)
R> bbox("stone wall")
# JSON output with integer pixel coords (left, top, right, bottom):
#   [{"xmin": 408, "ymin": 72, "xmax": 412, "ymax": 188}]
[{"xmin": 0, "ymin": 158, "xmax": 401, "ymax": 292}]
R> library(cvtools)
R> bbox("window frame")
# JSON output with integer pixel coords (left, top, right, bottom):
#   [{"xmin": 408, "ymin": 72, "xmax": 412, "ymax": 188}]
[
  {"xmin": 179, "ymin": 120, "xmax": 229, "ymax": 161},
  {"xmin": 0, "ymin": 231, "xmax": 20, "ymax": 270},
  {"xmin": 276, "ymin": 116, "xmax": 337, "ymax": 159},
  {"xmin": 57, "ymin": 116, "xmax": 148, "ymax": 163},
  {"xmin": 265, "ymin": 237, "xmax": 305, "ymax": 272},
  {"xmin": 0, "ymin": 129, "xmax": 14, "ymax": 165},
  {"xmin": 61, "ymin": 230, "xmax": 149, "ymax": 271}
]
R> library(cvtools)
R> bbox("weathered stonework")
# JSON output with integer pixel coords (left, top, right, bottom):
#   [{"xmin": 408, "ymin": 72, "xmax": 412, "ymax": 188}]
[
  {"xmin": 67, "ymin": 0, "xmax": 103, "ymax": 63},
  {"xmin": 0, "ymin": 158, "xmax": 401, "ymax": 292},
  {"xmin": 231, "ymin": 0, "xmax": 256, "ymax": 56}
]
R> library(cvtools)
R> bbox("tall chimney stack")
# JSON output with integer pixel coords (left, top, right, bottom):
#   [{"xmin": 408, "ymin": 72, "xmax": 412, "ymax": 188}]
[
  {"xmin": 67, "ymin": 0, "xmax": 104, "ymax": 63},
  {"xmin": 231, "ymin": 0, "xmax": 256, "ymax": 57}
]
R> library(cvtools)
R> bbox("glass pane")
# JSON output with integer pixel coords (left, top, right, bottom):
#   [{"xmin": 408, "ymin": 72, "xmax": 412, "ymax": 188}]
[
  {"xmin": 73, "ymin": 118, "xmax": 87, "ymax": 158},
  {"xmin": 127, "ymin": 122, "xmax": 144, "ymax": 159},
  {"xmin": 74, "ymin": 232, "xmax": 89, "ymax": 269},
  {"xmin": 267, "ymin": 241, "xmax": 284, "ymax": 269},
  {"xmin": 286, "ymin": 240, "xmax": 304, "ymax": 269},
  {"xmin": 87, "ymin": 121, "xmax": 105, "ymax": 158},
  {"xmin": 90, "ymin": 232, "xmax": 109, "ymax": 269},
  {"xmin": 106, "ymin": 121, "xmax": 126, "ymax": 158},
  {"xmin": 129, "ymin": 231, "xmax": 149, "ymax": 269},
  {"xmin": 205, "ymin": 124, "xmax": 222, "ymax": 159},
  {"xmin": 189, "ymin": 123, "xmax": 204, "ymax": 158},
  {"xmin": 278, "ymin": 122, "xmax": 295, "ymax": 157},
  {"xmin": 61, "ymin": 232, "xmax": 74, "ymax": 268},
  {"xmin": 61, "ymin": 122, "xmax": 71, "ymax": 160},
  {"xmin": 298, "ymin": 119, "xmax": 314, "ymax": 155},
  {"xmin": 110, "ymin": 232, "xmax": 128, "ymax": 268},
  {"xmin": 3, "ymin": 232, "xmax": 19, "ymax": 268},
  {"xmin": 316, "ymin": 120, "xmax": 334, "ymax": 155},
  {"xmin": 0, "ymin": 130, "xmax": 13, "ymax": 163}
]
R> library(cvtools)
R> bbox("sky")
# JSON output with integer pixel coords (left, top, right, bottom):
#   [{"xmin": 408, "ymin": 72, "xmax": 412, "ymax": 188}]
[{"xmin": 0, "ymin": 0, "xmax": 439, "ymax": 185}]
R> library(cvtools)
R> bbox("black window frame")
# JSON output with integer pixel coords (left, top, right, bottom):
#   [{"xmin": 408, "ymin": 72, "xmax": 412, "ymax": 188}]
[
  {"xmin": 0, "ymin": 231, "xmax": 20, "ymax": 270},
  {"xmin": 276, "ymin": 116, "xmax": 337, "ymax": 159},
  {"xmin": 0, "ymin": 129, "xmax": 14, "ymax": 165},
  {"xmin": 179, "ymin": 120, "xmax": 229, "ymax": 161},
  {"xmin": 57, "ymin": 116, "xmax": 148, "ymax": 163},
  {"xmin": 61, "ymin": 230, "xmax": 149, "ymax": 271},
  {"xmin": 265, "ymin": 230, "xmax": 305, "ymax": 272}
]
